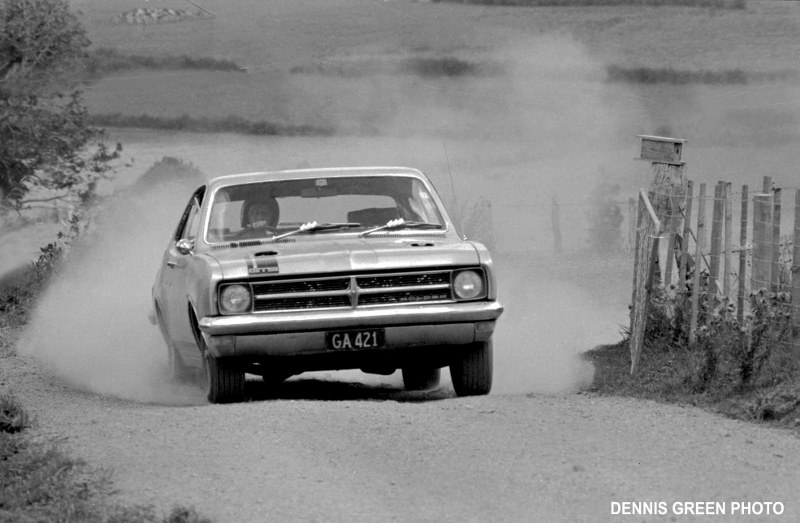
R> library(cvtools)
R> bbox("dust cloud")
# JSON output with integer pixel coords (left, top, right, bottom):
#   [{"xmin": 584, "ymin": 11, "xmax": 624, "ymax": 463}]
[
  {"xmin": 18, "ymin": 33, "xmax": 642, "ymax": 401},
  {"xmin": 418, "ymin": 36, "xmax": 641, "ymax": 394},
  {"xmin": 19, "ymin": 174, "xmax": 206, "ymax": 405}
]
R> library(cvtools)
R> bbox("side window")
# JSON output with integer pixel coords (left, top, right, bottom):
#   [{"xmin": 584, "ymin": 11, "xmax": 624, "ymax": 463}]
[
  {"xmin": 174, "ymin": 187, "xmax": 206, "ymax": 242},
  {"xmin": 180, "ymin": 200, "xmax": 201, "ymax": 241}
]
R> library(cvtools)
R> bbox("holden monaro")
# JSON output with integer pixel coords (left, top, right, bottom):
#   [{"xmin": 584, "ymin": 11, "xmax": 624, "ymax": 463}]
[{"xmin": 151, "ymin": 166, "xmax": 503, "ymax": 403}]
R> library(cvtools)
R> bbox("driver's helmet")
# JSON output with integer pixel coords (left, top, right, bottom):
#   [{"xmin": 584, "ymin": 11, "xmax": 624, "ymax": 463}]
[{"xmin": 241, "ymin": 196, "xmax": 279, "ymax": 229}]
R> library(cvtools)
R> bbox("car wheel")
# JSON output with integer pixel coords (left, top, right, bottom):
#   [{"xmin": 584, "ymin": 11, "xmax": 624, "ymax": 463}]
[
  {"xmin": 450, "ymin": 340, "xmax": 493, "ymax": 396},
  {"xmin": 402, "ymin": 367, "xmax": 441, "ymax": 391},
  {"xmin": 203, "ymin": 350, "xmax": 245, "ymax": 404}
]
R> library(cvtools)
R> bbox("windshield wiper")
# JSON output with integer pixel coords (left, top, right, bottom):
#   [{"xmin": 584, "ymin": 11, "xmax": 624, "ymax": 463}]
[
  {"xmin": 270, "ymin": 221, "xmax": 361, "ymax": 240},
  {"xmin": 359, "ymin": 218, "xmax": 443, "ymax": 237}
]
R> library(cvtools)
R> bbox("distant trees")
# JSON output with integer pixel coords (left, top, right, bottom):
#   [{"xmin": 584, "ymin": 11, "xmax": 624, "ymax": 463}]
[{"xmin": 0, "ymin": 0, "xmax": 119, "ymax": 212}]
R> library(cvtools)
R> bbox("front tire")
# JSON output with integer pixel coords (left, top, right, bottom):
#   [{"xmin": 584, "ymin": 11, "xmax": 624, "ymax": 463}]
[
  {"xmin": 203, "ymin": 350, "xmax": 245, "ymax": 404},
  {"xmin": 402, "ymin": 367, "xmax": 441, "ymax": 391},
  {"xmin": 450, "ymin": 341, "xmax": 493, "ymax": 396}
]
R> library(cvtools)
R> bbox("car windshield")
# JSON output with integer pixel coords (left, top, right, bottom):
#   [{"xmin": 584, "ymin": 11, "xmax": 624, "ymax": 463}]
[{"xmin": 205, "ymin": 175, "xmax": 446, "ymax": 243}]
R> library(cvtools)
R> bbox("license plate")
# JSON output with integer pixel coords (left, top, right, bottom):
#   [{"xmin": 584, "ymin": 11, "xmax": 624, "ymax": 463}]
[{"xmin": 326, "ymin": 329, "xmax": 385, "ymax": 350}]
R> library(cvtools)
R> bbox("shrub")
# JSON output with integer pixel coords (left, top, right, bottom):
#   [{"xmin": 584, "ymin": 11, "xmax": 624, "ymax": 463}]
[
  {"xmin": 639, "ymin": 277, "xmax": 797, "ymax": 392},
  {"xmin": 1, "ymin": 0, "xmax": 121, "ymax": 210},
  {"xmin": 0, "ymin": 390, "xmax": 29, "ymax": 433}
]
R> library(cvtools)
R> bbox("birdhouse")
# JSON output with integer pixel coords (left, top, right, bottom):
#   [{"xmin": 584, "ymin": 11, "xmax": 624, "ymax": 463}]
[{"xmin": 638, "ymin": 135, "xmax": 685, "ymax": 164}]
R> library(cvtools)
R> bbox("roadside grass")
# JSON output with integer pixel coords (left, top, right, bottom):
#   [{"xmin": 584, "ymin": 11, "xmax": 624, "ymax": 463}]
[
  {"xmin": 0, "ymin": 245, "xmax": 213, "ymax": 522},
  {"xmin": 0, "ymin": 414, "xmax": 212, "ymax": 523},
  {"xmin": 584, "ymin": 329, "xmax": 800, "ymax": 433}
]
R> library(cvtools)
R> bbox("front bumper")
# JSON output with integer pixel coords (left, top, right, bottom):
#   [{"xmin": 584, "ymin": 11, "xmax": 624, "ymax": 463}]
[{"xmin": 198, "ymin": 301, "xmax": 503, "ymax": 358}]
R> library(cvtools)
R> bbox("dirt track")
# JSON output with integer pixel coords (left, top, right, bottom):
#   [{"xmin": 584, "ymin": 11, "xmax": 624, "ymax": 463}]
[{"xmin": 2, "ymin": 354, "xmax": 798, "ymax": 522}]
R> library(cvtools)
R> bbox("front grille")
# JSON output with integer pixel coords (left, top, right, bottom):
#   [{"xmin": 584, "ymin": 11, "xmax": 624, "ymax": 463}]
[
  {"xmin": 254, "ymin": 295, "xmax": 351, "ymax": 312},
  {"xmin": 243, "ymin": 269, "xmax": 467, "ymax": 313},
  {"xmin": 358, "ymin": 289, "xmax": 452, "ymax": 306},
  {"xmin": 252, "ymin": 278, "xmax": 350, "ymax": 295},
  {"xmin": 357, "ymin": 272, "xmax": 450, "ymax": 289}
]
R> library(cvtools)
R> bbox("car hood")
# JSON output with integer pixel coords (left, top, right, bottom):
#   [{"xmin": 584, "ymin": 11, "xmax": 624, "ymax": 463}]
[{"xmin": 207, "ymin": 236, "xmax": 480, "ymax": 279}]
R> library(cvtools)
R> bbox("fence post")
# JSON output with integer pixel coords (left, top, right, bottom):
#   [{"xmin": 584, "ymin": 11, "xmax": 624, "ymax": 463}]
[
  {"xmin": 630, "ymin": 189, "xmax": 661, "ymax": 374},
  {"xmin": 772, "ymin": 187, "xmax": 782, "ymax": 289},
  {"xmin": 737, "ymin": 185, "xmax": 749, "ymax": 325},
  {"xmin": 709, "ymin": 182, "xmax": 724, "ymax": 298},
  {"xmin": 551, "ymin": 196, "xmax": 562, "ymax": 255},
  {"xmin": 678, "ymin": 180, "xmax": 694, "ymax": 291},
  {"xmin": 647, "ymin": 163, "xmax": 687, "ymax": 287},
  {"xmin": 792, "ymin": 189, "xmax": 799, "ymax": 354},
  {"xmin": 689, "ymin": 183, "xmax": 707, "ymax": 346},
  {"xmin": 628, "ymin": 197, "xmax": 636, "ymax": 251},
  {"xmin": 724, "ymin": 182, "xmax": 733, "ymax": 298},
  {"xmin": 752, "ymin": 193, "xmax": 774, "ymax": 293},
  {"xmin": 630, "ymin": 135, "xmax": 686, "ymax": 373}
]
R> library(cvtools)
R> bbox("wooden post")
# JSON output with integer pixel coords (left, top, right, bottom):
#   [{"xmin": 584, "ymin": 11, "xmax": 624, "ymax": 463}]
[
  {"xmin": 551, "ymin": 196, "xmax": 562, "ymax": 255},
  {"xmin": 763, "ymin": 176, "xmax": 772, "ymax": 193},
  {"xmin": 737, "ymin": 185, "xmax": 749, "ymax": 325},
  {"xmin": 724, "ymin": 182, "xmax": 733, "ymax": 298},
  {"xmin": 630, "ymin": 189, "xmax": 661, "ymax": 375},
  {"xmin": 772, "ymin": 187, "xmax": 782, "ymax": 289},
  {"xmin": 664, "ymin": 224, "xmax": 676, "ymax": 288},
  {"xmin": 752, "ymin": 193, "xmax": 774, "ymax": 293},
  {"xmin": 792, "ymin": 189, "xmax": 799, "ymax": 354},
  {"xmin": 709, "ymin": 182, "xmax": 724, "ymax": 298},
  {"xmin": 630, "ymin": 135, "xmax": 687, "ymax": 373},
  {"xmin": 689, "ymin": 183, "xmax": 707, "ymax": 346},
  {"xmin": 647, "ymin": 163, "xmax": 687, "ymax": 290},
  {"xmin": 678, "ymin": 180, "xmax": 694, "ymax": 292},
  {"xmin": 628, "ymin": 197, "xmax": 636, "ymax": 251}
]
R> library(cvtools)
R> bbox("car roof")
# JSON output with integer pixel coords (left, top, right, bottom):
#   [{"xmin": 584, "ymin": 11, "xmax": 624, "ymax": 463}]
[{"xmin": 206, "ymin": 166, "xmax": 428, "ymax": 191}]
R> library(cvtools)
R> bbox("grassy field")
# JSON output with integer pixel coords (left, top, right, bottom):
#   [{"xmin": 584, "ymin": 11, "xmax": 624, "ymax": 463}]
[
  {"xmin": 72, "ymin": 1, "xmax": 800, "ymax": 166},
  {"xmin": 73, "ymin": 0, "xmax": 800, "ymax": 71}
]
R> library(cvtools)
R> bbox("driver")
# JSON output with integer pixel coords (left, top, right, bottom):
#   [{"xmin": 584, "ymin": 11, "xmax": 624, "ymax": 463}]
[{"xmin": 242, "ymin": 197, "xmax": 279, "ymax": 230}]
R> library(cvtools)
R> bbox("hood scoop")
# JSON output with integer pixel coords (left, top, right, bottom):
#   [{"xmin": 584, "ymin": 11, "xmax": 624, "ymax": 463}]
[{"xmin": 409, "ymin": 242, "xmax": 435, "ymax": 247}]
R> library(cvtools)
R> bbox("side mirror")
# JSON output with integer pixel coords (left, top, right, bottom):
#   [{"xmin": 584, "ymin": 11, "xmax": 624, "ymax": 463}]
[{"xmin": 176, "ymin": 238, "xmax": 194, "ymax": 255}]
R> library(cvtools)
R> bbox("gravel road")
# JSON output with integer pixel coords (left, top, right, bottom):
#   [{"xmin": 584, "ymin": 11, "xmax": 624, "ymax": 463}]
[{"xmin": 2, "ymin": 354, "xmax": 798, "ymax": 522}]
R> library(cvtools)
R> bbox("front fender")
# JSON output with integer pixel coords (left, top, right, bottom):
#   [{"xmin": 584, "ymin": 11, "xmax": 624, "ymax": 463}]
[
  {"xmin": 468, "ymin": 241, "xmax": 498, "ymax": 301},
  {"xmin": 185, "ymin": 253, "xmax": 224, "ymax": 321}
]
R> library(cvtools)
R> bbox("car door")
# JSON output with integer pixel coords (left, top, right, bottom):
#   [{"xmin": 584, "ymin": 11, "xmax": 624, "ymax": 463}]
[{"xmin": 158, "ymin": 187, "xmax": 205, "ymax": 355}]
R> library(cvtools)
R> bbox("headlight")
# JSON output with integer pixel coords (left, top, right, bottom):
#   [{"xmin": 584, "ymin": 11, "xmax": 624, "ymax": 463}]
[
  {"xmin": 219, "ymin": 284, "xmax": 252, "ymax": 314},
  {"xmin": 453, "ymin": 270, "xmax": 485, "ymax": 300}
]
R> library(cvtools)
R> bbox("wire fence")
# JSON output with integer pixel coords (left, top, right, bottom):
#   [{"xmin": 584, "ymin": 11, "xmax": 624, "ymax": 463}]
[{"xmin": 629, "ymin": 174, "xmax": 799, "ymax": 369}]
